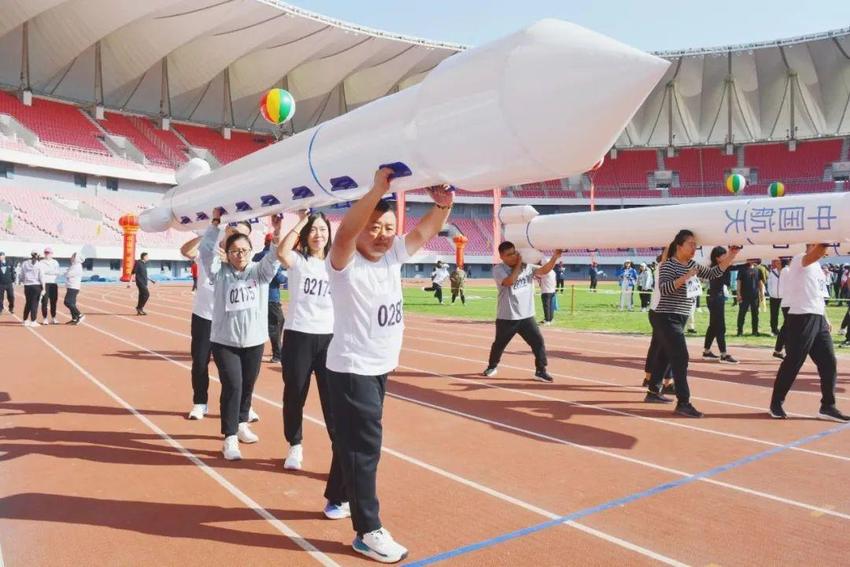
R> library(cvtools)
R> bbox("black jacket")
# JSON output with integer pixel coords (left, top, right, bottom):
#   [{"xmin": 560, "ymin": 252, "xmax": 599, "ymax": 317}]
[{"xmin": 0, "ymin": 261, "xmax": 15, "ymax": 285}]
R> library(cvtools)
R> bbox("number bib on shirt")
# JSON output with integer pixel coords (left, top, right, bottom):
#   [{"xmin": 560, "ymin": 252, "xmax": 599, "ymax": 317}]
[
  {"xmin": 685, "ymin": 277, "xmax": 702, "ymax": 299},
  {"xmin": 369, "ymin": 297, "xmax": 404, "ymax": 339},
  {"xmin": 225, "ymin": 277, "xmax": 260, "ymax": 312}
]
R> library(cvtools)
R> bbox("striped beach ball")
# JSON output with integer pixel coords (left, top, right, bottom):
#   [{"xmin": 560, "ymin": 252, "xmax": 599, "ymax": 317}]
[
  {"xmin": 260, "ymin": 88, "xmax": 296, "ymax": 125},
  {"xmin": 725, "ymin": 173, "xmax": 746, "ymax": 194},
  {"xmin": 768, "ymin": 181, "xmax": 785, "ymax": 197}
]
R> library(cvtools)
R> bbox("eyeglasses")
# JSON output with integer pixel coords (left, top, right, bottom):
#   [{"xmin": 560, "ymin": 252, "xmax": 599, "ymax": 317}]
[{"xmin": 228, "ymin": 248, "xmax": 251, "ymax": 256}]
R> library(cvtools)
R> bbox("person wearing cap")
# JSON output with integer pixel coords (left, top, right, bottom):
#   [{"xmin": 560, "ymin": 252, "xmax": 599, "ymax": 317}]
[
  {"xmin": 19, "ymin": 250, "xmax": 43, "ymax": 326},
  {"xmin": 64, "ymin": 252, "xmax": 85, "ymax": 324},
  {"xmin": 252, "ymin": 231, "xmax": 286, "ymax": 363},
  {"xmin": 38, "ymin": 247, "xmax": 61, "ymax": 324},
  {"xmin": 0, "ymin": 251, "xmax": 16, "ymax": 315}
]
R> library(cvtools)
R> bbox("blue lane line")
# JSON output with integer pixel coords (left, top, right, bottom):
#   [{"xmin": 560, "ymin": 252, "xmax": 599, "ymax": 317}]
[{"xmin": 406, "ymin": 421, "xmax": 850, "ymax": 566}]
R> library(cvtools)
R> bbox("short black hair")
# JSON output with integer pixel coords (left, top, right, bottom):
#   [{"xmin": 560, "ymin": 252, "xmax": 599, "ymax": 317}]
[
  {"xmin": 497, "ymin": 241, "xmax": 515, "ymax": 254},
  {"xmin": 225, "ymin": 233, "xmax": 252, "ymax": 254},
  {"xmin": 140, "ymin": 252, "xmax": 149, "ymax": 260},
  {"xmin": 374, "ymin": 199, "xmax": 394, "ymax": 214}
]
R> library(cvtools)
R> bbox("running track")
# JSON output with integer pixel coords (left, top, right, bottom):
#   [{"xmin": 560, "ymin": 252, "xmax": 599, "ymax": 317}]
[{"xmin": 1, "ymin": 284, "xmax": 848, "ymax": 566}]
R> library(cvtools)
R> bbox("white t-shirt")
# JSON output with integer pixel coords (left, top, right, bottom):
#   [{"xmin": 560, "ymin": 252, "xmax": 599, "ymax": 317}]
[
  {"xmin": 493, "ymin": 263, "xmax": 537, "ymax": 320},
  {"xmin": 326, "ymin": 237, "xmax": 410, "ymax": 376},
  {"xmin": 39, "ymin": 258, "xmax": 61, "ymax": 284},
  {"xmin": 649, "ymin": 265, "xmax": 662, "ymax": 310},
  {"xmin": 779, "ymin": 265, "xmax": 792, "ymax": 307},
  {"xmin": 192, "ymin": 257, "xmax": 217, "ymax": 321},
  {"xmin": 767, "ymin": 268, "xmax": 781, "ymax": 298},
  {"xmin": 432, "ymin": 266, "xmax": 450, "ymax": 286},
  {"xmin": 785, "ymin": 253, "xmax": 826, "ymax": 316},
  {"xmin": 65, "ymin": 261, "xmax": 83, "ymax": 290},
  {"xmin": 285, "ymin": 253, "xmax": 334, "ymax": 334},
  {"xmin": 537, "ymin": 270, "xmax": 557, "ymax": 294}
]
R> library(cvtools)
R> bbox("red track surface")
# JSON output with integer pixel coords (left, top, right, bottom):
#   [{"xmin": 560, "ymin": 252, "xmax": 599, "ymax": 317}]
[{"xmin": 1, "ymin": 284, "xmax": 848, "ymax": 566}]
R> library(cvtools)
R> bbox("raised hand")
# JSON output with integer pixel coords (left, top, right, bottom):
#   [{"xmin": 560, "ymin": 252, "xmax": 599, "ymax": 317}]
[{"xmin": 427, "ymin": 184, "xmax": 454, "ymax": 208}]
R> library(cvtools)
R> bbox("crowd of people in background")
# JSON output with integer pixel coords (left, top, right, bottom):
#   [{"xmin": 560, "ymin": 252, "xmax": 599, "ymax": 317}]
[{"xmin": 0, "ymin": 248, "xmax": 88, "ymax": 325}]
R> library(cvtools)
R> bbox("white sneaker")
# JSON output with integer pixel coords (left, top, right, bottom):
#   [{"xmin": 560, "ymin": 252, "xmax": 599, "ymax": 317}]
[
  {"xmin": 353, "ymin": 528, "xmax": 408, "ymax": 563},
  {"xmin": 236, "ymin": 422, "xmax": 259, "ymax": 444},
  {"xmin": 76, "ymin": 314, "xmax": 86, "ymax": 323},
  {"xmin": 283, "ymin": 444, "xmax": 303, "ymax": 470},
  {"xmin": 50, "ymin": 317, "xmax": 58, "ymax": 325},
  {"xmin": 323, "ymin": 501, "xmax": 351, "ymax": 520},
  {"xmin": 187, "ymin": 404, "xmax": 207, "ymax": 420},
  {"xmin": 248, "ymin": 407, "xmax": 260, "ymax": 422},
  {"xmin": 42, "ymin": 319, "xmax": 49, "ymax": 325},
  {"xmin": 222, "ymin": 435, "xmax": 241, "ymax": 460},
  {"xmin": 23, "ymin": 320, "xmax": 31, "ymax": 327}
]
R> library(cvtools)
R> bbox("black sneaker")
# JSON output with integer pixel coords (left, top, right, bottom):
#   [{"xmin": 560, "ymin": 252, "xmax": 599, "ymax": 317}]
[
  {"xmin": 482, "ymin": 367, "xmax": 497, "ymax": 377},
  {"xmin": 702, "ymin": 351, "xmax": 720, "ymax": 360},
  {"xmin": 768, "ymin": 403, "xmax": 787, "ymax": 419},
  {"xmin": 675, "ymin": 403, "xmax": 704, "ymax": 418},
  {"xmin": 686, "ymin": 329, "xmax": 697, "ymax": 334},
  {"xmin": 772, "ymin": 351, "xmax": 785, "ymax": 360},
  {"xmin": 644, "ymin": 391, "xmax": 673, "ymax": 404},
  {"xmin": 662, "ymin": 383, "xmax": 676, "ymax": 395},
  {"xmin": 818, "ymin": 406, "xmax": 850, "ymax": 423},
  {"xmin": 534, "ymin": 369, "xmax": 554, "ymax": 383},
  {"xmin": 719, "ymin": 354, "xmax": 739, "ymax": 364}
]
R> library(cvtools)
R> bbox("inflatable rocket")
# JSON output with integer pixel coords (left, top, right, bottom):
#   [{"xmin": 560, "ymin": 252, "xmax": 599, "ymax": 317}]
[
  {"xmin": 501, "ymin": 192, "xmax": 850, "ymax": 261},
  {"xmin": 140, "ymin": 19, "xmax": 669, "ymax": 232}
]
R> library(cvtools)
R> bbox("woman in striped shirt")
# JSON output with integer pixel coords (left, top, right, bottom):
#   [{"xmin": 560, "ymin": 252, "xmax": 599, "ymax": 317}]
[{"xmin": 645, "ymin": 230, "xmax": 739, "ymax": 417}]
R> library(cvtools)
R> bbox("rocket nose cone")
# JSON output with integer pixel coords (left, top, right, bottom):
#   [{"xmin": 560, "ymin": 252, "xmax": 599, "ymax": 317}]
[{"xmin": 505, "ymin": 20, "xmax": 670, "ymax": 176}]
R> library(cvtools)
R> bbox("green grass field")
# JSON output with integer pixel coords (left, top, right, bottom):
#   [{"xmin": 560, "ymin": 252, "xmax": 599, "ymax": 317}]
[{"xmin": 394, "ymin": 281, "xmax": 850, "ymax": 349}]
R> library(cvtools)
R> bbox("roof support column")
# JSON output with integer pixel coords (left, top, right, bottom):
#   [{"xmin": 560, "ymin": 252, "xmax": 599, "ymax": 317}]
[
  {"xmin": 221, "ymin": 67, "xmax": 234, "ymax": 139},
  {"xmin": 159, "ymin": 57, "xmax": 172, "ymax": 130},
  {"xmin": 93, "ymin": 41, "xmax": 104, "ymax": 119},
  {"xmin": 19, "ymin": 21, "xmax": 31, "ymax": 105}
]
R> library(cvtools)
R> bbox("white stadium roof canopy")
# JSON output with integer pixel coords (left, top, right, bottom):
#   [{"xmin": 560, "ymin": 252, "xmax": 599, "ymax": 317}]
[{"xmin": 0, "ymin": 0, "xmax": 848, "ymax": 146}]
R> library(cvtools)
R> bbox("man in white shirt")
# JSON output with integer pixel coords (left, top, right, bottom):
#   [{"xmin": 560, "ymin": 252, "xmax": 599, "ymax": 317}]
[
  {"xmin": 484, "ymin": 243, "xmax": 562, "ymax": 382},
  {"xmin": 325, "ymin": 169, "xmax": 452, "ymax": 563},
  {"xmin": 769, "ymin": 244, "xmax": 848, "ymax": 422},
  {"xmin": 535, "ymin": 258, "xmax": 557, "ymax": 325},
  {"xmin": 424, "ymin": 261, "xmax": 450, "ymax": 304},
  {"xmin": 766, "ymin": 258, "xmax": 783, "ymax": 336},
  {"xmin": 772, "ymin": 259, "xmax": 792, "ymax": 359},
  {"xmin": 38, "ymin": 247, "xmax": 61, "ymax": 324}
]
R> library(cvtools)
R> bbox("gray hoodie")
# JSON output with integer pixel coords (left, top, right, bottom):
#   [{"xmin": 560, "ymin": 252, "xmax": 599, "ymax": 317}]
[{"xmin": 199, "ymin": 225, "xmax": 280, "ymax": 348}]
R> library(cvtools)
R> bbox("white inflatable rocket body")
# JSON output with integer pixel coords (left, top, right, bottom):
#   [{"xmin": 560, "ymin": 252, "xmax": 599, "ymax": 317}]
[
  {"xmin": 502, "ymin": 192, "xmax": 850, "ymax": 262},
  {"xmin": 140, "ymin": 19, "xmax": 669, "ymax": 233}
]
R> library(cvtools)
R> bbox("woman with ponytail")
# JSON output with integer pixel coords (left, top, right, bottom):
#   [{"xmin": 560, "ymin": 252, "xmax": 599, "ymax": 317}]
[{"xmin": 645, "ymin": 230, "xmax": 739, "ymax": 417}]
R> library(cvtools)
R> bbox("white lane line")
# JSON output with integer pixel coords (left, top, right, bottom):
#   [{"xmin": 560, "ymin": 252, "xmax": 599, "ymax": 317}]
[
  {"xmin": 398, "ymin": 343, "xmax": 850, "ymax": 462},
  {"xmin": 92, "ymin": 291, "xmax": 838, "ymax": 414},
  {"xmin": 70, "ymin": 295, "xmax": 687, "ymax": 566},
  {"xmin": 76, "ymin": 294, "xmax": 850, "ymax": 522},
  {"xmin": 14, "ymin": 311, "xmax": 339, "ymax": 567}
]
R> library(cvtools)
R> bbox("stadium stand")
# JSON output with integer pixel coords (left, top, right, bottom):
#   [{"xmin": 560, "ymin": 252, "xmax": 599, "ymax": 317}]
[{"xmin": 173, "ymin": 124, "xmax": 273, "ymax": 164}]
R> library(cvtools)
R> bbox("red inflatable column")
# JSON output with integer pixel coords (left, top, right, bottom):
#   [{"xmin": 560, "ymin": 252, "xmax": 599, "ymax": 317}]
[
  {"xmin": 118, "ymin": 213, "xmax": 140, "ymax": 283},
  {"xmin": 453, "ymin": 234, "xmax": 468, "ymax": 268}
]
